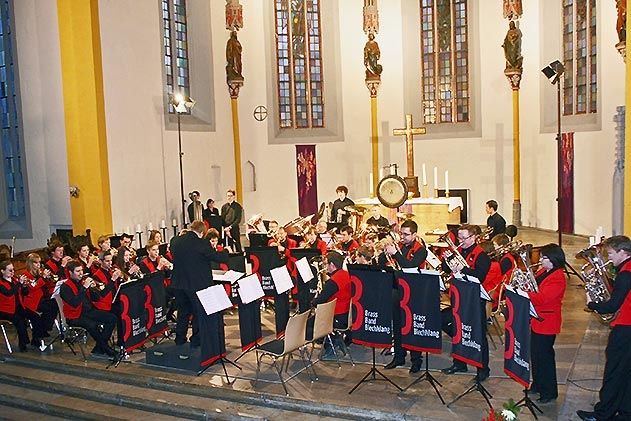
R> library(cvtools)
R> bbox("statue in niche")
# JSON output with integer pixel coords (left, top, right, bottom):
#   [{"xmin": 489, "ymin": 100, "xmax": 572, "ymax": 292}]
[
  {"xmin": 364, "ymin": 33, "xmax": 383, "ymax": 79},
  {"xmin": 226, "ymin": 30, "xmax": 243, "ymax": 81},
  {"xmin": 617, "ymin": 0, "xmax": 627, "ymax": 43},
  {"xmin": 503, "ymin": 0, "xmax": 523, "ymax": 21},
  {"xmin": 502, "ymin": 21, "xmax": 523, "ymax": 71}
]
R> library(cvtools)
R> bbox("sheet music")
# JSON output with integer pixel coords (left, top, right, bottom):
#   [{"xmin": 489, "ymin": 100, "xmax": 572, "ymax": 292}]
[
  {"xmin": 402, "ymin": 267, "xmax": 419, "ymax": 274},
  {"xmin": 509, "ymin": 285, "xmax": 540, "ymax": 319},
  {"xmin": 212, "ymin": 269, "xmax": 227, "ymax": 281},
  {"xmin": 52, "ymin": 279, "xmax": 65, "ymax": 298},
  {"xmin": 223, "ymin": 270, "xmax": 245, "ymax": 284},
  {"xmin": 113, "ymin": 278, "xmax": 139, "ymax": 302},
  {"xmin": 425, "ymin": 249, "xmax": 442, "ymax": 268},
  {"xmin": 196, "ymin": 285, "xmax": 233, "ymax": 315},
  {"xmin": 454, "ymin": 273, "xmax": 491, "ymax": 301},
  {"xmin": 237, "ymin": 274, "xmax": 265, "ymax": 304},
  {"xmin": 270, "ymin": 265, "xmax": 294, "ymax": 294},
  {"xmin": 295, "ymin": 257, "xmax": 314, "ymax": 283}
]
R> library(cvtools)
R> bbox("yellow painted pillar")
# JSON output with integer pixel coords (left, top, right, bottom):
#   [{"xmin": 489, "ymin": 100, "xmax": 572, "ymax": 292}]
[
  {"xmin": 57, "ymin": 0, "xmax": 112, "ymax": 242},
  {"xmin": 512, "ymin": 89, "xmax": 521, "ymax": 225},
  {"xmin": 371, "ymin": 96, "xmax": 379, "ymax": 197},
  {"xmin": 625, "ymin": 15, "xmax": 631, "ymax": 235},
  {"xmin": 231, "ymin": 98, "xmax": 243, "ymax": 202}
]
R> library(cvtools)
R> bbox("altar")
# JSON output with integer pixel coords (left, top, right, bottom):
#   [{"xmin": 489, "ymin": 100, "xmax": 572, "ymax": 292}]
[{"xmin": 354, "ymin": 196, "xmax": 463, "ymax": 235}]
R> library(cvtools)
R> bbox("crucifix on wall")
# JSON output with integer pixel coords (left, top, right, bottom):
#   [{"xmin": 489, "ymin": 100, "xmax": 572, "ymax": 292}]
[{"xmin": 392, "ymin": 113, "xmax": 426, "ymax": 197}]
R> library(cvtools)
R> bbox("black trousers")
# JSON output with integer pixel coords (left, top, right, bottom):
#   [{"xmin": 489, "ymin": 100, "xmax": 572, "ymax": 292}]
[
  {"xmin": 68, "ymin": 308, "xmax": 116, "ymax": 352},
  {"xmin": 0, "ymin": 308, "xmax": 30, "ymax": 348},
  {"xmin": 444, "ymin": 301, "xmax": 489, "ymax": 374},
  {"xmin": 173, "ymin": 289, "xmax": 200, "ymax": 346},
  {"xmin": 36, "ymin": 298, "xmax": 59, "ymax": 336},
  {"xmin": 593, "ymin": 325, "xmax": 631, "ymax": 420},
  {"xmin": 392, "ymin": 287, "xmax": 422, "ymax": 364},
  {"xmin": 224, "ymin": 226, "xmax": 242, "ymax": 252},
  {"xmin": 530, "ymin": 331, "xmax": 558, "ymax": 399}
]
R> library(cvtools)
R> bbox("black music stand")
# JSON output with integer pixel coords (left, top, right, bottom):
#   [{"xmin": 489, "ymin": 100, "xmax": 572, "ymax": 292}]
[
  {"xmin": 348, "ymin": 347, "xmax": 402, "ymax": 394},
  {"xmin": 197, "ymin": 355, "xmax": 241, "ymax": 384},
  {"xmin": 447, "ymin": 376, "xmax": 493, "ymax": 409},
  {"xmin": 516, "ymin": 388, "xmax": 543, "ymax": 419},
  {"xmin": 401, "ymin": 352, "xmax": 445, "ymax": 404}
]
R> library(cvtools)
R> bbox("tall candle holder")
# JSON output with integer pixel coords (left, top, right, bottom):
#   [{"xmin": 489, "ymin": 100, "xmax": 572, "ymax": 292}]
[{"xmin": 136, "ymin": 228, "xmax": 143, "ymax": 249}]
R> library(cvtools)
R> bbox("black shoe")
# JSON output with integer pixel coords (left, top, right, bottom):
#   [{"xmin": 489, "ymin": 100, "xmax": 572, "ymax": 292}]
[
  {"xmin": 441, "ymin": 364, "xmax": 468, "ymax": 374},
  {"xmin": 576, "ymin": 410, "xmax": 597, "ymax": 421},
  {"xmin": 384, "ymin": 358, "xmax": 405, "ymax": 369},
  {"xmin": 475, "ymin": 369, "xmax": 490, "ymax": 382},
  {"xmin": 409, "ymin": 360, "xmax": 423, "ymax": 374},
  {"xmin": 104, "ymin": 347, "xmax": 117, "ymax": 357},
  {"xmin": 18, "ymin": 343, "xmax": 28, "ymax": 352},
  {"xmin": 536, "ymin": 396, "xmax": 556, "ymax": 404}
]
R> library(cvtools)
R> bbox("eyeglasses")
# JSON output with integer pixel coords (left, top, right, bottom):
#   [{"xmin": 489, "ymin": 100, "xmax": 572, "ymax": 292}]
[{"xmin": 457, "ymin": 234, "xmax": 473, "ymax": 241}]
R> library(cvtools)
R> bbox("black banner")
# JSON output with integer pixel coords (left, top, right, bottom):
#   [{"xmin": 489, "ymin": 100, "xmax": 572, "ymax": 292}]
[
  {"xmin": 213, "ymin": 253, "xmax": 246, "ymax": 303},
  {"xmin": 348, "ymin": 265, "xmax": 394, "ymax": 348},
  {"xmin": 118, "ymin": 279, "xmax": 149, "ymax": 351},
  {"xmin": 397, "ymin": 271, "xmax": 442, "ymax": 354},
  {"xmin": 290, "ymin": 248, "xmax": 321, "ymax": 312},
  {"xmin": 450, "ymin": 277, "xmax": 484, "ymax": 368},
  {"xmin": 503, "ymin": 288, "xmax": 531, "ymax": 388},
  {"xmin": 144, "ymin": 273, "xmax": 168, "ymax": 340},
  {"xmin": 238, "ymin": 299, "xmax": 262, "ymax": 351},
  {"xmin": 246, "ymin": 247, "xmax": 283, "ymax": 298}
]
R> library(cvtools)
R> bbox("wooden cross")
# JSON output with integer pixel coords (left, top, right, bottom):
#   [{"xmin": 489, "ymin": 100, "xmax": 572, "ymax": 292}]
[{"xmin": 393, "ymin": 114, "xmax": 426, "ymax": 196}]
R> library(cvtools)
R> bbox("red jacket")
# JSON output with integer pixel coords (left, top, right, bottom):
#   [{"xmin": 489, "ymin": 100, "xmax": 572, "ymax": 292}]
[
  {"xmin": 0, "ymin": 277, "xmax": 23, "ymax": 315},
  {"xmin": 329, "ymin": 269, "xmax": 351, "ymax": 316},
  {"xmin": 61, "ymin": 279, "xmax": 83, "ymax": 320},
  {"xmin": 90, "ymin": 268, "xmax": 115, "ymax": 311},
  {"xmin": 528, "ymin": 268, "xmax": 566, "ymax": 335},
  {"xmin": 611, "ymin": 260, "xmax": 631, "ymax": 327},
  {"xmin": 482, "ymin": 261, "xmax": 503, "ymax": 303},
  {"xmin": 21, "ymin": 271, "xmax": 46, "ymax": 313}
]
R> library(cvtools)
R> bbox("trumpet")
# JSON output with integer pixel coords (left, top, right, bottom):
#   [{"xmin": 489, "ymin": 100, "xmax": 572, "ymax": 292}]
[
  {"xmin": 19, "ymin": 274, "xmax": 38, "ymax": 288},
  {"xmin": 377, "ymin": 234, "xmax": 402, "ymax": 270},
  {"xmin": 83, "ymin": 275, "xmax": 105, "ymax": 291},
  {"xmin": 158, "ymin": 256, "xmax": 173, "ymax": 270}
]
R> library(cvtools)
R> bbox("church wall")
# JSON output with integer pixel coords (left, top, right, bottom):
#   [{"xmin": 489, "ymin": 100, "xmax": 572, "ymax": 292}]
[{"xmin": 12, "ymin": 0, "xmax": 71, "ymax": 250}]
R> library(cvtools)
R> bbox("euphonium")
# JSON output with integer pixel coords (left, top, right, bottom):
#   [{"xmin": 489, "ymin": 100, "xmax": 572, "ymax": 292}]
[
  {"xmin": 576, "ymin": 245, "xmax": 614, "ymax": 322},
  {"xmin": 508, "ymin": 268, "xmax": 539, "ymax": 292},
  {"xmin": 516, "ymin": 245, "xmax": 539, "ymax": 292}
]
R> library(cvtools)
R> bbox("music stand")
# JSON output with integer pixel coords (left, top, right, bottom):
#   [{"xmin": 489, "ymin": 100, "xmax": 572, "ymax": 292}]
[
  {"xmin": 348, "ymin": 347, "xmax": 402, "ymax": 394},
  {"xmin": 197, "ymin": 355, "xmax": 241, "ymax": 384},
  {"xmin": 447, "ymin": 377, "xmax": 493, "ymax": 409},
  {"xmin": 516, "ymin": 388, "xmax": 543, "ymax": 419},
  {"xmin": 401, "ymin": 352, "xmax": 445, "ymax": 404}
]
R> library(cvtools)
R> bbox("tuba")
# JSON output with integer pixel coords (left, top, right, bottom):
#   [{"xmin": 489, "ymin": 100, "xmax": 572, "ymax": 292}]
[
  {"xmin": 576, "ymin": 245, "xmax": 615, "ymax": 322},
  {"xmin": 189, "ymin": 192, "xmax": 203, "ymax": 222}
]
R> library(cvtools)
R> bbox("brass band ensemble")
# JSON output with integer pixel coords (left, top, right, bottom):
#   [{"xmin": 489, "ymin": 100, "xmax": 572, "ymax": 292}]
[{"xmin": 1, "ymin": 187, "xmax": 630, "ymax": 419}]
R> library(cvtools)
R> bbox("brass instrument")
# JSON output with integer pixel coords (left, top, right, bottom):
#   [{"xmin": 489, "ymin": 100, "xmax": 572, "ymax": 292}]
[
  {"xmin": 513, "ymin": 245, "xmax": 539, "ymax": 292},
  {"xmin": 19, "ymin": 274, "xmax": 38, "ymax": 288},
  {"xmin": 488, "ymin": 240, "xmax": 523, "ymax": 259},
  {"xmin": 438, "ymin": 233, "xmax": 469, "ymax": 272},
  {"xmin": 576, "ymin": 244, "xmax": 614, "ymax": 322},
  {"xmin": 507, "ymin": 268, "xmax": 538, "ymax": 292},
  {"xmin": 189, "ymin": 191, "xmax": 203, "ymax": 222},
  {"xmin": 158, "ymin": 256, "xmax": 173, "ymax": 271},
  {"xmin": 309, "ymin": 255, "xmax": 328, "ymax": 294},
  {"xmin": 246, "ymin": 214, "xmax": 265, "ymax": 233},
  {"xmin": 376, "ymin": 236, "xmax": 401, "ymax": 270},
  {"xmin": 83, "ymin": 275, "xmax": 105, "ymax": 292},
  {"xmin": 480, "ymin": 226, "xmax": 494, "ymax": 241}
]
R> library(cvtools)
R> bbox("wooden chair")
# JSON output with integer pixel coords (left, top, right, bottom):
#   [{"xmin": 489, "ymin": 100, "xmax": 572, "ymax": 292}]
[
  {"xmin": 305, "ymin": 299, "xmax": 336, "ymax": 371},
  {"xmin": 254, "ymin": 310, "xmax": 311, "ymax": 396}
]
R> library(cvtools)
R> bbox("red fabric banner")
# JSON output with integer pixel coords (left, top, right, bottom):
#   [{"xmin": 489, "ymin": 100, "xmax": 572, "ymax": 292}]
[
  {"xmin": 560, "ymin": 132, "xmax": 574, "ymax": 234},
  {"xmin": 296, "ymin": 145, "xmax": 318, "ymax": 217}
]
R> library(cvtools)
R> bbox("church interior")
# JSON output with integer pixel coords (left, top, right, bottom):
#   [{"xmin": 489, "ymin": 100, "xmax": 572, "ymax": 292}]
[{"xmin": 0, "ymin": 0, "xmax": 629, "ymax": 419}]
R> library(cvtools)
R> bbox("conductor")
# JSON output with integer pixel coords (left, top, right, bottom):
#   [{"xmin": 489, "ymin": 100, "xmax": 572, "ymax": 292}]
[{"xmin": 169, "ymin": 221, "xmax": 229, "ymax": 347}]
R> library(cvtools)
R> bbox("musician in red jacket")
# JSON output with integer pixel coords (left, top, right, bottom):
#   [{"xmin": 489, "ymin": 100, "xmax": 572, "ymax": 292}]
[
  {"xmin": 578, "ymin": 236, "xmax": 631, "ymax": 421},
  {"xmin": 0, "ymin": 260, "xmax": 33, "ymax": 351},
  {"xmin": 59, "ymin": 260, "xmax": 117, "ymax": 357},
  {"xmin": 22, "ymin": 253, "xmax": 58, "ymax": 345},
  {"xmin": 338, "ymin": 226, "xmax": 359, "ymax": 253},
  {"xmin": 90, "ymin": 251, "xmax": 122, "ymax": 312},
  {"xmin": 527, "ymin": 244, "xmax": 567, "ymax": 404},
  {"xmin": 44, "ymin": 240, "xmax": 72, "ymax": 280},
  {"xmin": 312, "ymin": 251, "xmax": 351, "ymax": 360}
]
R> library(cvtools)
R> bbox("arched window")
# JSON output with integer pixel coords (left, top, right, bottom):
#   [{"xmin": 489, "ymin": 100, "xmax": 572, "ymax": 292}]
[
  {"xmin": 561, "ymin": 0, "xmax": 597, "ymax": 116},
  {"xmin": 273, "ymin": 0, "xmax": 324, "ymax": 129},
  {"xmin": 162, "ymin": 0, "xmax": 190, "ymax": 113},
  {"xmin": 420, "ymin": 0, "xmax": 470, "ymax": 125}
]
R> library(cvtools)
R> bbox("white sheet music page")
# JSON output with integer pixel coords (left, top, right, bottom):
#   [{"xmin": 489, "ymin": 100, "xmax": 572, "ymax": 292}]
[
  {"xmin": 295, "ymin": 257, "xmax": 314, "ymax": 283},
  {"xmin": 270, "ymin": 265, "xmax": 294, "ymax": 294},
  {"xmin": 224, "ymin": 270, "xmax": 245, "ymax": 284},
  {"xmin": 196, "ymin": 285, "xmax": 232, "ymax": 315},
  {"xmin": 237, "ymin": 274, "xmax": 265, "ymax": 304}
]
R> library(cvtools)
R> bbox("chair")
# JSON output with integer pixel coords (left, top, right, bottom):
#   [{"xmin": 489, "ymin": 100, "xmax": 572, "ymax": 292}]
[
  {"xmin": 332, "ymin": 299, "xmax": 355, "ymax": 366},
  {"xmin": 305, "ymin": 299, "xmax": 336, "ymax": 370},
  {"xmin": 254, "ymin": 310, "xmax": 311, "ymax": 396},
  {"xmin": 0, "ymin": 321, "xmax": 12, "ymax": 353},
  {"xmin": 52, "ymin": 295, "xmax": 88, "ymax": 361}
]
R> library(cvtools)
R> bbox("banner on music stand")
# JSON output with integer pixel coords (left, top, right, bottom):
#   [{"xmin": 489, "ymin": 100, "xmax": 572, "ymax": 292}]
[
  {"xmin": 246, "ymin": 247, "xmax": 283, "ymax": 298},
  {"xmin": 450, "ymin": 277, "xmax": 484, "ymax": 368},
  {"xmin": 213, "ymin": 253, "xmax": 246, "ymax": 303},
  {"xmin": 503, "ymin": 287, "xmax": 532, "ymax": 388},
  {"xmin": 144, "ymin": 273, "xmax": 169, "ymax": 340},
  {"xmin": 397, "ymin": 271, "xmax": 442, "ymax": 354},
  {"xmin": 348, "ymin": 266, "xmax": 394, "ymax": 348},
  {"xmin": 290, "ymin": 248, "xmax": 320, "ymax": 311},
  {"xmin": 118, "ymin": 279, "xmax": 148, "ymax": 351}
]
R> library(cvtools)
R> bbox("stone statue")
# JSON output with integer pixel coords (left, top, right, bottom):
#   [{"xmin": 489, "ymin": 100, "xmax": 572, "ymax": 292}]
[
  {"xmin": 364, "ymin": 33, "xmax": 383, "ymax": 79},
  {"xmin": 617, "ymin": 0, "xmax": 627, "ymax": 43},
  {"xmin": 502, "ymin": 21, "xmax": 523, "ymax": 71},
  {"xmin": 225, "ymin": 30, "xmax": 243, "ymax": 81}
]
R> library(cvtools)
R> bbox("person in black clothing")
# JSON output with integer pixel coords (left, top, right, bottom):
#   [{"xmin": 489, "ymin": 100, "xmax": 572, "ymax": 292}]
[
  {"xmin": 440, "ymin": 224, "xmax": 492, "ymax": 382},
  {"xmin": 365, "ymin": 205, "xmax": 390, "ymax": 228},
  {"xmin": 577, "ymin": 236, "xmax": 631, "ymax": 421},
  {"xmin": 169, "ymin": 221, "xmax": 229, "ymax": 347},
  {"xmin": 486, "ymin": 200, "xmax": 506, "ymax": 238},
  {"xmin": 382, "ymin": 220, "xmax": 428, "ymax": 373},
  {"xmin": 221, "ymin": 189, "xmax": 243, "ymax": 252},
  {"xmin": 187, "ymin": 190, "xmax": 203, "ymax": 224},
  {"xmin": 60, "ymin": 260, "xmax": 117, "ymax": 357},
  {"xmin": 0, "ymin": 261, "xmax": 37, "ymax": 352},
  {"xmin": 331, "ymin": 185, "xmax": 354, "ymax": 227}
]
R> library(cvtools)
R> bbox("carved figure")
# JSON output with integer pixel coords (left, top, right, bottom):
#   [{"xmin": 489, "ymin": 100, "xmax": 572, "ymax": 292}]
[
  {"xmin": 503, "ymin": 0, "xmax": 523, "ymax": 20},
  {"xmin": 617, "ymin": 0, "xmax": 627, "ymax": 43},
  {"xmin": 364, "ymin": 33, "xmax": 383, "ymax": 78},
  {"xmin": 226, "ymin": 30, "xmax": 243, "ymax": 80},
  {"xmin": 502, "ymin": 21, "xmax": 523, "ymax": 71}
]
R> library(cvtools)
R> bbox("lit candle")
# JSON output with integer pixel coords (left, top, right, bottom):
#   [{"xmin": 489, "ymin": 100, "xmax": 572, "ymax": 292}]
[
  {"xmin": 160, "ymin": 219, "xmax": 166, "ymax": 229},
  {"xmin": 445, "ymin": 170, "xmax": 449, "ymax": 193},
  {"xmin": 172, "ymin": 218, "xmax": 178, "ymax": 227},
  {"xmin": 422, "ymin": 163, "xmax": 427, "ymax": 186},
  {"xmin": 136, "ymin": 224, "xmax": 142, "ymax": 233},
  {"xmin": 148, "ymin": 222, "xmax": 153, "ymax": 231},
  {"xmin": 379, "ymin": 167, "xmax": 384, "ymax": 180},
  {"xmin": 433, "ymin": 167, "xmax": 438, "ymax": 190}
]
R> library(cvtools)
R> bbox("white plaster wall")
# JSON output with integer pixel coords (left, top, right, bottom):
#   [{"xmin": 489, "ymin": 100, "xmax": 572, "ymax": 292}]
[{"xmin": 12, "ymin": 0, "xmax": 70, "ymax": 251}]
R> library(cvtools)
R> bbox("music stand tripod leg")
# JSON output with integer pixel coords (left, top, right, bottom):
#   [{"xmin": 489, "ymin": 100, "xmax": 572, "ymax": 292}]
[
  {"xmin": 516, "ymin": 389, "xmax": 543, "ymax": 420},
  {"xmin": 348, "ymin": 348, "xmax": 402, "ymax": 394},
  {"xmin": 447, "ymin": 379, "xmax": 493, "ymax": 409},
  {"xmin": 401, "ymin": 353, "xmax": 445, "ymax": 404}
]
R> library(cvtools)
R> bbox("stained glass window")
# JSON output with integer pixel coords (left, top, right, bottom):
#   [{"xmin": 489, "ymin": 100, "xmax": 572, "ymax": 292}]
[
  {"xmin": 163, "ymin": 0, "xmax": 190, "ymax": 113},
  {"xmin": 0, "ymin": 0, "xmax": 24, "ymax": 218},
  {"xmin": 274, "ymin": 0, "xmax": 324, "ymax": 129},
  {"xmin": 420, "ymin": 0, "xmax": 470, "ymax": 125},
  {"xmin": 562, "ymin": 0, "xmax": 597, "ymax": 115}
]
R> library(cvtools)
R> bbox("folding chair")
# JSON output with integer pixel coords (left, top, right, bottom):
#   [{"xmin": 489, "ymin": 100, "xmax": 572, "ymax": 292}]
[
  {"xmin": 254, "ymin": 310, "xmax": 311, "ymax": 396},
  {"xmin": 0, "ymin": 321, "xmax": 12, "ymax": 353},
  {"xmin": 305, "ymin": 299, "xmax": 336, "ymax": 371},
  {"xmin": 332, "ymin": 300, "xmax": 355, "ymax": 366},
  {"xmin": 51, "ymin": 295, "xmax": 88, "ymax": 361}
]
